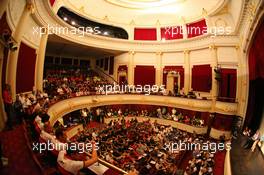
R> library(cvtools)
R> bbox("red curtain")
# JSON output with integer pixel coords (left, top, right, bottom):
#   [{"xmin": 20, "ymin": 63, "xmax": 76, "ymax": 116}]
[
  {"xmin": 109, "ymin": 56, "xmax": 114, "ymax": 75},
  {"xmin": 161, "ymin": 26, "xmax": 183, "ymax": 40},
  {"xmin": 16, "ymin": 42, "xmax": 37, "ymax": 93},
  {"xmin": 212, "ymin": 114, "xmax": 234, "ymax": 131},
  {"xmin": 219, "ymin": 69, "xmax": 237, "ymax": 99},
  {"xmin": 163, "ymin": 66, "xmax": 184, "ymax": 88},
  {"xmin": 248, "ymin": 19, "xmax": 264, "ymax": 80},
  {"xmin": 134, "ymin": 28, "xmax": 157, "ymax": 41},
  {"xmin": 245, "ymin": 18, "xmax": 264, "ymax": 130},
  {"xmin": 49, "ymin": 0, "xmax": 56, "ymax": 6},
  {"xmin": 134, "ymin": 66, "xmax": 155, "ymax": 86},
  {"xmin": 186, "ymin": 19, "xmax": 207, "ymax": 38},
  {"xmin": 192, "ymin": 64, "xmax": 212, "ymax": 92}
]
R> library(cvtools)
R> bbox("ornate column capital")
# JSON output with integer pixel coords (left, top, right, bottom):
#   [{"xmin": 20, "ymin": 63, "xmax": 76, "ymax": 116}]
[
  {"xmin": 183, "ymin": 50, "xmax": 190, "ymax": 54},
  {"xmin": 26, "ymin": 2, "xmax": 35, "ymax": 14},
  {"xmin": 209, "ymin": 45, "xmax": 217, "ymax": 50},
  {"xmin": 156, "ymin": 52, "xmax": 163, "ymax": 56},
  {"xmin": 128, "ymin": 51, "xmax": 135, "ymax": 55}
]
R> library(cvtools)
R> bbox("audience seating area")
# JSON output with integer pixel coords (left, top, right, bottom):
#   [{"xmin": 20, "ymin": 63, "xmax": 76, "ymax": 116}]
[{"xmin": 1, "ymin": 65, "xmax": 228, "ymax": 175}]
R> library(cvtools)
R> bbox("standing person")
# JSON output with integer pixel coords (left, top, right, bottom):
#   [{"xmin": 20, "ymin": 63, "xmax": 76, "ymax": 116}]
[
  {"xmin": 13, "ymin": 94, "xmax": 24, "ymax": 124},
  {"xmin": 2, "ymin": 84, "xmax": 13, "ymax": 130}
]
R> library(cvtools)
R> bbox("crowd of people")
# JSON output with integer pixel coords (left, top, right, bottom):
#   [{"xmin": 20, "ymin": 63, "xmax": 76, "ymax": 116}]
[
  {"xmin": 81, "ymin": 106, "xmax": 206, "ymax": 128},
  {"xmin": 43, "ymin": 66, "xmax": 110, "ymax": 99},
  {"xmin": 73, "ymin": 117, "xmax": 219, "ymax": 175},
  {"xmin": 0, "ymin": 65, "xmax": 227, "ymax": 175}
]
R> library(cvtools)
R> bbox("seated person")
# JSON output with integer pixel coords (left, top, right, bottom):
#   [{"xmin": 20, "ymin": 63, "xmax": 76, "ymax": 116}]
[
  {"xmin": 243, "ymin": 127, "xmax": 251, "ymax": 137},
  {"xmin": 57, "ymin": 141, "xmax": 98, "ymax": 175}
]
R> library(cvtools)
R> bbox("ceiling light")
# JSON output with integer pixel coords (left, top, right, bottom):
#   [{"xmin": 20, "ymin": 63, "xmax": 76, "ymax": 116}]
[
  {"xmin": 71, "ymin": 21, "xmax": 76, "ymax": 25},
  {"xmin": 103, "ymin": 31, "xmax": 109, "ymax": 35},
  {"xmin": 63, "ymin": 17, "xmax": 68, "ymax": 21}
]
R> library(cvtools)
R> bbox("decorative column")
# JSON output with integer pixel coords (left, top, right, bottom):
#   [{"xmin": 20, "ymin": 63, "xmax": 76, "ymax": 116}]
[
  {"xmin": 236, "ymin": 46, "xmax": 248, "ymax": 119},
  {"xmin": 210, "ymin": 45, "xmax": 218, "ymax": 111},
  {"xmin": 180, "ymin": 17, "xmax": 188, "ymax": 39},
  {"xmin": 155, "ymin": 52, "xmax": 163, "ymax": 86},
  {"xmin": 6, "ymin": 3, "xmax": 34, "ymax": 100},
  {"xmin": 0, "ymin": 44, "xmax": 7, "ymax": 130},
  {"xmin": 207, "ymin": 113, "xmax": 215, "ymax": 136},
  {"xmin": 156, "ymin": 20, "xmax": 161, "ymax": 41},
  {"xmin": 0, "ymin": 0, "xmax": 9, "ymax": 18},
  {"xmin": 35, "ymin": 30, "xmax": 48, "ymax": 91},
  {"xmin": 183, "ymin": 50, "xmax": 190, "ymax": 94},
  {"xmin": 127, "ymin": 51, "xmax": 135, "ymax": 85},
  {"xmin": 129, "ymin": 20, "xmax": 135, "ymax": 41}
]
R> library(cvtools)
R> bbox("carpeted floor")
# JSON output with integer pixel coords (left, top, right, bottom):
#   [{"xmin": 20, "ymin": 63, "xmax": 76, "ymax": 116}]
[
  {"xmin": 230, "ymin": 135, "xmax": 264, "ymax": 175},
  {"xmin": 213, "ymin": 151, "xmax": 226, "ymax": 175},
  {"xmin": 0, "ymin": 125, "xmax": 41, "ymax": 175}
]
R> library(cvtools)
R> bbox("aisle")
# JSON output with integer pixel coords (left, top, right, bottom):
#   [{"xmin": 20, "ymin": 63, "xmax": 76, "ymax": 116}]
[
  {"xmin": 230, "ymin": 135, "xmax": 264, "ymax": 175},
  {"xmin": 0, "ymin": 125, "xmax": 41, "ymax": 175}
]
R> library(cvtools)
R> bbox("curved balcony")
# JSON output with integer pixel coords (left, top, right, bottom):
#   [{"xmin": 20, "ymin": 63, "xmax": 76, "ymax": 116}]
[{"xmin": 47, "ymin": 94, "xmax": 237, "ymax": 126}]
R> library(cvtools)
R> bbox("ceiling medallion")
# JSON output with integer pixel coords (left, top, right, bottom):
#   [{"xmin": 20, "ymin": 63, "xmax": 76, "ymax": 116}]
[{"xmin": 105, "ymin": 0, "xmax": 185, "ymax": 9}]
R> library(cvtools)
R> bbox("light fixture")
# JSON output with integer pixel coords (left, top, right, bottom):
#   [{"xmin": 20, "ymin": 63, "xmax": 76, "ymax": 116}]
[
  {"xmin": 63, "ymin": 17, "xmax": 68, "ymax": 21},
  {"xmin": 103, "ymin": 31, "xmax": 109, "ymax": 35},
  {"xmin": 71, "ymin": 21, "xmax": 76, "ymax": 25}
]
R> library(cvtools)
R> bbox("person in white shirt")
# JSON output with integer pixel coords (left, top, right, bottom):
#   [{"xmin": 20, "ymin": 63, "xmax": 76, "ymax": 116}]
[
  {"xmin": 251, "ymin": 130, "xmax": 260, "ymax": 152},
  {"xmin": 57, "ymin": 141, "xmax": 98, "ymax": 175}
]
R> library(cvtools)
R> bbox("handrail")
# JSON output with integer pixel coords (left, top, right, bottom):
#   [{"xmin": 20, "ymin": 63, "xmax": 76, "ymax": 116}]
[
  {"xmin": 85, "ymin": 152, "xmax": 128, "ymax": 174},
  {"xmin": 224, "ymin": 147, "xmax": 232, "ymax": 175},
  {"xmin": 93, "ymin": 68, "xmax": 118, "ymax": 84}
]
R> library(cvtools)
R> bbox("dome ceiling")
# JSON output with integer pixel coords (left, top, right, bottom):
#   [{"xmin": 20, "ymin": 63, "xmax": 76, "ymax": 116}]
[{"xmin": 60, "ymin": 0, "xmax": 226, "ymax": 26}]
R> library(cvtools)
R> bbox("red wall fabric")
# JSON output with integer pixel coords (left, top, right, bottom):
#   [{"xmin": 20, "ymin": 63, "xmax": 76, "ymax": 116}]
[
  {"xmin": 16, "ymin": 42, "xmax": 37, "ymax": 93},
  {"xmin": 245, "ymin": 18, "xmax": 264, "ymax": 130},
  {"xmin": 163, "ymin": 66, "xmax": 184, "ymax": 88},
  {"xmin": 134, "ymin": 66, "xmax": 155, "ymax": 86},
  {"xmin": 249, "ymin": 19, "xmax": 264, "ymax": 80},
  {"xmin": 186, "ymin": 19, "xmax": 207, "ymax": 38},
  {"xmin": 49, "ymin": 0, "xmax": 56, "ymax": 6},
  {"xmin": 212, "ymin": 114, "xmax": 234, "ymax": 131},
  {"xmin": 134, "ymin": 28, "xmax": 157, "ymax": 41},
  {"xmin": 192, "ymin": 64, "xmax": 212, "ymax": 92},
  {"xmin": 161, "ymin": 26, "xmax": 183, "ymax": 40},
  {"xmin": 219, "ymin": 69, "xmax": 237, "ymax": 99}
]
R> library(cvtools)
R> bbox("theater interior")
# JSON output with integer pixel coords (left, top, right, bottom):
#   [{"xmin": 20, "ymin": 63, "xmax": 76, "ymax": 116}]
[{"xmin": 0, "ymin": 0, "xmax": 264, "ymax": 175}]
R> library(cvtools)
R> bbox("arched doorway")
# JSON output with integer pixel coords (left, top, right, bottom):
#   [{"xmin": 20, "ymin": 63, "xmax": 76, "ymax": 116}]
[{"xmin": 245, "ymin": 17, "xmax": 264, "ymax": 132}]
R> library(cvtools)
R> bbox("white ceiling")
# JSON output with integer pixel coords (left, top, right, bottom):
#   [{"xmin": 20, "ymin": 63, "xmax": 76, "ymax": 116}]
[{"xmin": 61, "ymin": 0, "xmax": 226, "ymax": 26}]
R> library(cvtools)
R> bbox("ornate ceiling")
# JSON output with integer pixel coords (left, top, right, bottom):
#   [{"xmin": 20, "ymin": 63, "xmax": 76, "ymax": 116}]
[{"xmin": 59, "ymin": 0, "xmax": 226, "ymax": 26}]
